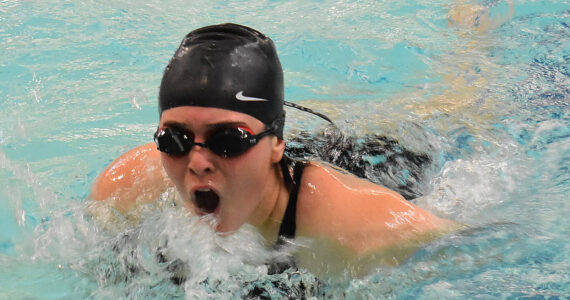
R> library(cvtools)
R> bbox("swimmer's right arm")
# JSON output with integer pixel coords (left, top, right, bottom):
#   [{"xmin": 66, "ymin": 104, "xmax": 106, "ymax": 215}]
[{"xmin": 89, "ymin": 142, "xmax": 169, "ymax": 213}]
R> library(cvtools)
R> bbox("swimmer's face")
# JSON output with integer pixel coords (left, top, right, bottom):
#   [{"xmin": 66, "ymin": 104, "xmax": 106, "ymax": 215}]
[{"xmin": 158, "ymin": 106, "xmax": 285, "ymax": 233}]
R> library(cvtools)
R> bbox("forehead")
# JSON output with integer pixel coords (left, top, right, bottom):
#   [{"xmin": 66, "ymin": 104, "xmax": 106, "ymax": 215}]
[{"xmin": 159, "ymin": 106, "xmax": 264, "ymax": 129}]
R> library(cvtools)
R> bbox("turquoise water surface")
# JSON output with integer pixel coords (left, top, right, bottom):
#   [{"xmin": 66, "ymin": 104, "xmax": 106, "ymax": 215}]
[{"xmin": 0, "ymin": 0, "xmax": 568, "ymax": 299}]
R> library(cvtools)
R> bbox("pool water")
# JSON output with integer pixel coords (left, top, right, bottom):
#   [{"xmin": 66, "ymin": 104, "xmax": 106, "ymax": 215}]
[{"xmin": 0, "ymin": 0, "xmax": 568, "ymax": 298}]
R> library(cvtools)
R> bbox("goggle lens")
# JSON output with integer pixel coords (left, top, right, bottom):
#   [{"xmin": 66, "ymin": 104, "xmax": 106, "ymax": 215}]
[
  {"xmin": 154, "ymin": 127, "xmax": 191, "ymax": 156},
  {"xmin": 154, "ymin": 125, "xmax": 274, "ymax": 158},
  {"xmin": 207, "ymin": 128, "xmax": 252, "ymax": 157}
]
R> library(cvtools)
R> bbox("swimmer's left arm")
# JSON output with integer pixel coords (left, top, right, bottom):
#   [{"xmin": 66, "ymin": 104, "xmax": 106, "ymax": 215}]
[{"xmin": 297, "ymin": 162, "xmax": 459, "ymax": 256}]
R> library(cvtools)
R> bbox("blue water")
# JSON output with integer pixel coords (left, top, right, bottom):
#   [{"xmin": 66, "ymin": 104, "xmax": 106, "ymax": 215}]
[{"xmin": 0, "ymin": 0, "xmax": 568, "ymax": 299}]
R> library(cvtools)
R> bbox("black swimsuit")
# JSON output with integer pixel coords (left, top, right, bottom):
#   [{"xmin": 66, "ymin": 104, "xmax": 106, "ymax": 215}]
[
  {"xmin": 266, "ymin": 157, "xmax": 306, "ymax": 275},
  {"xmin": 276, "ymin": 156, "xmax": 306, "ymax": 242}
]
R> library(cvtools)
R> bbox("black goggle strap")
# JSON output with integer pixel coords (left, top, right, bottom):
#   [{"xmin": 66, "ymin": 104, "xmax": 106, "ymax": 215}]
[
  {"xmin": 284, "ymin": 101, "xmax": 334, "ymax": 125},
  {"xmin": 250, "ymin": 117, "xmax": 282, "ymax": 143}
]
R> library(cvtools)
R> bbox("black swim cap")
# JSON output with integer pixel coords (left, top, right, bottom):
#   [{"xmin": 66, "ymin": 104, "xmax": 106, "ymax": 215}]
[{"xmin": 159, "ymin": 23, "xmax": 285, "ymax": 138}]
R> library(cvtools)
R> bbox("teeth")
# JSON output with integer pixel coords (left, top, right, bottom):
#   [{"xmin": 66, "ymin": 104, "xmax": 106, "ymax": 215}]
[{"xmin": 196, "ymin": 188, "xmax": 212, "ymax": 192}]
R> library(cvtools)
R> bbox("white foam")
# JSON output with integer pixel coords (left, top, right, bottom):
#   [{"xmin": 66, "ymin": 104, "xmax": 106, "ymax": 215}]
[
  {"xmin": 412, "ymin": 155, "xmax": 520, "ymax": 222},
  {"xmin": 27, "ymin": 195, "xmax": 297, "ymax": 298}
]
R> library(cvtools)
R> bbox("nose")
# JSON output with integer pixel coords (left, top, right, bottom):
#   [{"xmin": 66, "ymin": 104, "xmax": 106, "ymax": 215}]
[{"xmin": 187, "ymin": 145, "xmax": 215, "ymax": 177}]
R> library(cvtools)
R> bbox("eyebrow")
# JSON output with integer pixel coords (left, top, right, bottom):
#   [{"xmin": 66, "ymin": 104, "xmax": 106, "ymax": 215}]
[
  {"xmin": 160, "ymin": 120, "xmax": 250, "ymax": 131},
  {"xmin": 209, "ymin": 121, "xmax": 250, "ymax": 130}
]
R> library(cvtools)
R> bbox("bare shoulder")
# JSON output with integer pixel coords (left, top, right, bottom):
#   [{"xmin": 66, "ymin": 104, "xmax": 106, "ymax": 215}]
[
  {"xmin": 296, "ymin": 161, "xmax": 457, "ymax": 255},
  {"xmin": 89, "ymin": 142, "xmax": 169, "ymax": 212}
]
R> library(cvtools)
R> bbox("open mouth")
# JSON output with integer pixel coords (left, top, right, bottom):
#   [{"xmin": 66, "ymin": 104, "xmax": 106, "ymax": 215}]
[{"xmin": 193, "ymin": 189, "xmax": 220, "ymax": 214}]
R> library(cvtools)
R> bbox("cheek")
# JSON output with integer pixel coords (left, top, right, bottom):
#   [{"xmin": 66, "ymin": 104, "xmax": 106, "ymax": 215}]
[
  {"xmin": 160, "ymin": 155, "xmax": 186, "ymax": 186},
  {"xmin": 223, "ymin": 143, "xmax": 274, "ymax": 185}
]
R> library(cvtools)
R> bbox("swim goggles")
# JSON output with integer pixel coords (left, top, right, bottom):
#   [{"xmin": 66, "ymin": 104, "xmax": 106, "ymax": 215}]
[{"xmin": 154, "ymin": 119, "xmax": 280, "ymax": 158}]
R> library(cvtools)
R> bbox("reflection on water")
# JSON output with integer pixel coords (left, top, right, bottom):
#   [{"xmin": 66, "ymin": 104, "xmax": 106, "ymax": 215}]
[{"xmin": 0, "ymin": 0, "xmax": 568, "ymax": 298}]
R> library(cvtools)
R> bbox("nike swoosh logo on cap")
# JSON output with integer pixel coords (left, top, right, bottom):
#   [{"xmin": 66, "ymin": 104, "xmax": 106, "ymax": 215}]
[{"xmin": 235, "ymin": 91, "xmax": 268, "ymax": 102}]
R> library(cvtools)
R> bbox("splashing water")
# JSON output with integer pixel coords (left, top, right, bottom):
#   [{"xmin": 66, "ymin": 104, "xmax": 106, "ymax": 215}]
[{"xmin": 0, "ymin": 0, "xmax": 568, "ymax": 298}]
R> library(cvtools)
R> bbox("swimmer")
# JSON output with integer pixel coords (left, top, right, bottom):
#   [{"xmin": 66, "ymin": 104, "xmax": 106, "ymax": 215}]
[{"xmin": 89, "ymin": 24, "xmax": 459, "ymax": 277}]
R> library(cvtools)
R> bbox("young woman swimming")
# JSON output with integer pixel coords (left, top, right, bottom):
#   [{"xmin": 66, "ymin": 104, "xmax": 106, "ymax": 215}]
[{"xmin": 89, "ymin": 23, "xmax": 459, "ymax": 277}]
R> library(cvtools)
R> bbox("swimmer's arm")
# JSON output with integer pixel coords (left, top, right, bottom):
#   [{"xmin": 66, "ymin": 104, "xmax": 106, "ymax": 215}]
[
  {"xmin": 89, "ymin": 142, "xmax": 169, "ymax": 213},
  {"xmin": 297, "ymin": 162, "xmax": 460, "ymax": 257}
]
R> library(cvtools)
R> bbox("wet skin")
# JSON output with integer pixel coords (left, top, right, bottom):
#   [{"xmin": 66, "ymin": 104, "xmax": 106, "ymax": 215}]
[
  {"xmin": 157, "ymin": 106, "xmax": 289, "ymax": 235},
  {"xmin": 88, "ymin": 3, "xmax": 503, "ymax": 277},
  {"xmin": 90, "ymin": 106, "xmax": 459, "ymax": 277}
]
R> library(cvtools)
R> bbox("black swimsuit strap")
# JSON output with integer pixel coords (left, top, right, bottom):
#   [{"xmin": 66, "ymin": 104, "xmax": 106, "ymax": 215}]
[{"xmin": 277, "ymin": 157, "xmax": 306, "ymax": 240}]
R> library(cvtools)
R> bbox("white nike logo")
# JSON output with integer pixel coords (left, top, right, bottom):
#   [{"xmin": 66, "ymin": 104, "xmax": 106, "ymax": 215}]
[{"xmin": 235, "ymin": 91, "xmax": 268, "ymax": 102}]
